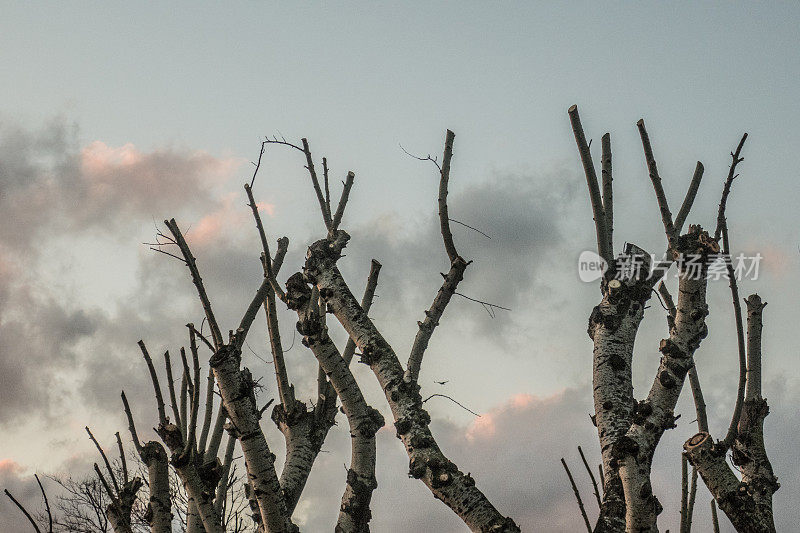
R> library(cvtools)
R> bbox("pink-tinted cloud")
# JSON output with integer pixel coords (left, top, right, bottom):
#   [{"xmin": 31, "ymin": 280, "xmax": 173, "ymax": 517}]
[
  {"xmin": 78, "ymin": 140, "xmax": 243, "ymax": 227},
  {"xmin": 183, "ymin": 192, "xmax": 276, "ymax": 248}
]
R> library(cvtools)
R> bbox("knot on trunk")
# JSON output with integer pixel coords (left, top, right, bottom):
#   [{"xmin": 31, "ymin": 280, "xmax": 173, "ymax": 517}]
[
  {"xmin": 659, "ymin": 338, "xmax": 687, "ymax": 358},
  {"xmin": 271, "ymin": 399, "xmax": 309, "ymax": 428},
  {"xmin": 140, "ymin": 440, "xmax": 168, "ymax": 464},
  {"xmin": 285, "ymin": 272, "xmax": 312, "ymax": 310},
  {"xmin": 611, "ymin": 435, "xmax": 639, "ymax": 460},
  {"xmin": 156, "ymin": 422, "xmax": 183, "ymax": 451},
  {"xmin": 209, "ymin": 343, "xmax": 240, "ymax": 368}
]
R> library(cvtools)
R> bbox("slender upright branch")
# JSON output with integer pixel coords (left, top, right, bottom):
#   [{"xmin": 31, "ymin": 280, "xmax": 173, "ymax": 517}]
[
  {"xmin": 716, "ymin": 134, "xmax": 749, "ymax": 450},
  {"xmin": 714, "ymin": 133, "xmax": 748, "ymax": 242},
  {"xmin": 343, "ymin": 260, "xmax": 381, "ymax": 366},
  {"xmin": 562, "ymin": 458, "xmax": 592, "ymax": 533},
  {"xmin": 637, "ymin": 118, "xmax": 676, "ymax": 249},
  {"xmin": 601, "ymin": 132, "xmax": 613, "ymax": 256},
  {"xmin": 121, "ymin": 391, "xmax": 143, "ymax": 454},
  {"xmin": 405, "ymin": 129, "xmax": 469, "ymax": 383},
  {"xmin": 164, "ymin": 351, "xmax": 182, "ymax": 430},
  {"xmin": 674, "ymin": 162, "xmax": 705, "ymax": 235},
  {"xmin": 139, "ymin": 341, "xmax": 167, "ymax": 426},
  {"xmin": 198, "ymin": 367, "xmax": 216, "ymax": 457},
  {"xmin": 301, "ymin": 138, "xmax": 333, "ymax": 230},
  {"xmin": 578, "ymin": 445, "xmax": 602, "ymax": 509},
  {"xmin": 86, "ymin": 427, "xmax": 120, "ymax": 496},
  {"xmin": 438, "ymin": 129, "xmax": 459, "ymax": 262},
  {"xmin": 569, "ymin": 105, "xmax": 611, "ymax": 263},
  {"xmin": 332, "ymin": 171, "xmax": 355, "ymax": 232},
  {"xmin": 4, "ymin": 489, "xmax": 43, "ymax": 533},
  {"xmin": 34, "ymin": 474, "xmax": 52, "ymax": 533},
  {"xmin": 164, "ymin": 218, "xmax": 224, "ymax": 349}
]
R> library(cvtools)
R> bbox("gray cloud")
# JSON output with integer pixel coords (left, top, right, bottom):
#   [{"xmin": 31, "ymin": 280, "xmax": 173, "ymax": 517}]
[
  {"xmin": 0, "ymin": 118, "xmax": 242, "ymax": 426},
  {"xmin": 344, "ymin": 165, "xmax": 584, "ymax": 348}
]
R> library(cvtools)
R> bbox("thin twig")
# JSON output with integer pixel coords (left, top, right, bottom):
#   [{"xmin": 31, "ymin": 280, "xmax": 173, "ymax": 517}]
[
  {"xmin": 561, "ymin": 458, "xmax": 592, "ymax": 533},
  {"xmin": 422, "ymin": 394, "xmax": 480, "ymax": 417},
  {"xmin": 399, "ymin": 143, "xmax": 442, "ymax": 172},
  {"xmin": 578, "ymin": 446, "xmax": 602, "ymax": 509},
  {"xmin": 249, "ymin": 140, "xmax": 267, "ymax": 188},
  {"xmin": 449, "ymin": 219, "xmax": 491, "ymax": 239},
  {"xmin": 454, "ymin": 292, "xmax": 511, "ymax": 318},
  {"xmin": 4, "ymin": 489, "xmax": 42, "ymax": 533},
  {"xmin": 34, "ymin": 474, "xmax": 52, "ymax": 533},
  {"xmin": 85, "ymin": 427, "xmax": 119, "ymax": 496}
]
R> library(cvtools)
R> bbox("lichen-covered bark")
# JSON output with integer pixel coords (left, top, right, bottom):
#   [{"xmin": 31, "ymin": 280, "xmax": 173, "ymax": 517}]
[
  {"xmin": 304, "ymin": 231, "xmax": 520, "ymax": 533},
  {"xmin": 685, "ymin": 432, "xmax": 775, "ymax": 533},
  {"xmin": 140, "ymin": 441, "xmax": 172, "ymax": 533}
]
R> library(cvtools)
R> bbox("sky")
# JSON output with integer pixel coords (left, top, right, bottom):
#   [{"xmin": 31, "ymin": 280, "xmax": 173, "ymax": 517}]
[{"xmin": 1, "ymin": 2, "xmax": 799, "ymax": 531}]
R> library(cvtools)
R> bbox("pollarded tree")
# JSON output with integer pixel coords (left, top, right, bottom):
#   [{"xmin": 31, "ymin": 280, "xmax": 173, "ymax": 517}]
[
  {"xmin": 568, "ymin": 105, "xmax": 778, "ymax": 533},
  {"xmin": 4, "ymin": 112, "xmax": 780, "ymax": 533}
]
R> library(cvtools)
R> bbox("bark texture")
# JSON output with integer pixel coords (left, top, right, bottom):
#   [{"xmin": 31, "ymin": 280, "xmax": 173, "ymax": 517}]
[
  {"xmin": 286, "ymin": 273, "xmax": 384, "ymax": 532},
  {"xmin": 304, "ymin": 231, "xmax": 520, "ymax": 533},
  {"xmin": 140, "ymin": 441, "xmax": 173, "ymax": 533},
  {"xmin": 210, "ymin": 344, "xmax": 296, "ymax": 533},
  {"xmin": 685, "ymin": 294, "xmax": 778, "ymax": 533},
  {"xmin": 616, "ymin": 228, "xmax": 713, "ymax": 532}
]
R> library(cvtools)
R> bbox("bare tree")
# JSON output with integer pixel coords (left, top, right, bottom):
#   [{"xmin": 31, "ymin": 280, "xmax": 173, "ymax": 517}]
[
  {"xmin": 3, "ymin": 114, "xmax": 781, "ymax": 533},
  {"xmin": 569, "ymin": 105, "xmax": 778, "ymax": 532}
]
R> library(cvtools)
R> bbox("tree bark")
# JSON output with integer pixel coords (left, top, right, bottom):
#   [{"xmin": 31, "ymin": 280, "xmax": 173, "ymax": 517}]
[
  {"xmin": 304, "ymin": 231, "xmax": 520, "ymax": 533},
  {"xmin": 140, "ymin": 441, "xmax": 172, "ymax": 533}
]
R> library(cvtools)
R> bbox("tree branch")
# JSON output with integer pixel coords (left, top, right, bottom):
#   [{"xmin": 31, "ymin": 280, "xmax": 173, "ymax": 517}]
[
  {"xmin": 637, "ymin": 118, "xmax": 676, "ymax": 250},
  {"xmin": 561, "ymin": 458, "xmax": 592, "ymax": 533},
  {"xmin": 331, "ymin": 171, "xmax": 355, "ymax": 232},
  {"xmin": 674, "ymin": 162, "xmax": 705, "ymax": 235},
  {"xmin": 164, "ymin": 218, "xmax": 224, "ymax": 349},
  {"xmin": 569, "ymin": 105, "xmax": 611, "ymax": 263},
  {"xmin": 601, "ymin": 132, "xmax": 614, "ymax": 256},
  {"xmin": 5, "ymin": 488, "xmax": 43, "ymax": 533}
]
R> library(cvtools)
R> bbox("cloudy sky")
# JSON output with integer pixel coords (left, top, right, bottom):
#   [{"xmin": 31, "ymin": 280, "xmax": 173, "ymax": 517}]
[{"xmin": 1, "ymin": 2, "xmax": 798, "ymax": 531}]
